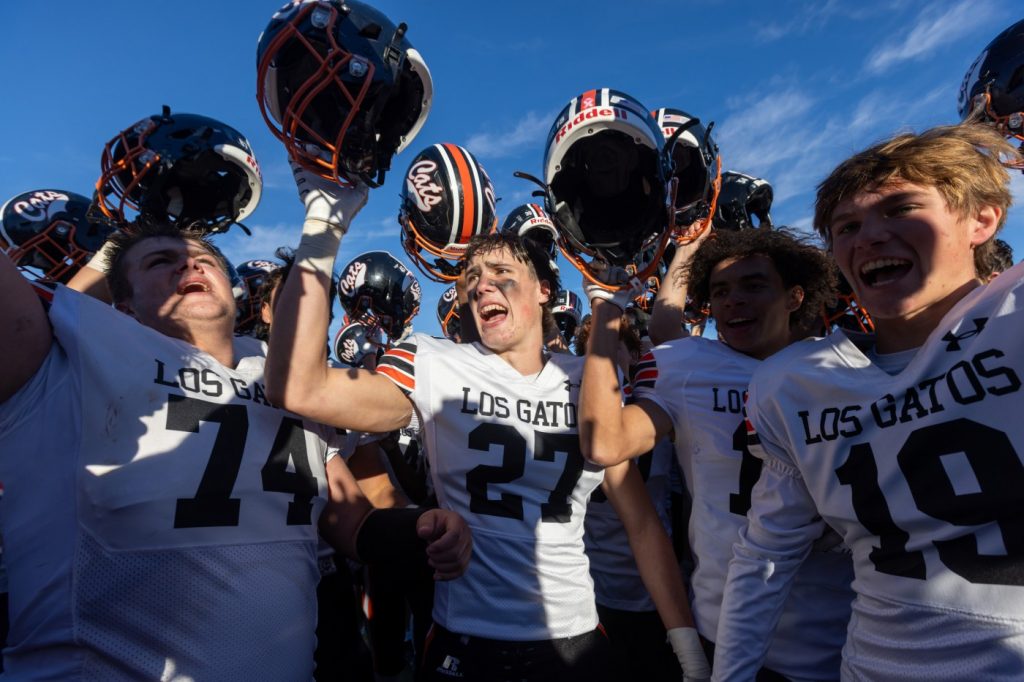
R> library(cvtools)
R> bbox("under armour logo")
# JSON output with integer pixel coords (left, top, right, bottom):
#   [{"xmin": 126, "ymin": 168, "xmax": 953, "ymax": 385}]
[
  {"xmin": 942, "ymin": 317, "xmax": 988, "ymax": 352},
  {"xmin": 437, "ymin": 655, "xmax": 463, "ymax": 678},
  {"xmin": 564, "ymin": 379, "xmax": 581, "ymax": 392}
]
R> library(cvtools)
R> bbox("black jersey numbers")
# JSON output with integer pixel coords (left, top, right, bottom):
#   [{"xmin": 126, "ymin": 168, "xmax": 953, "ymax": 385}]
[
  {"xmin": 466, "ymin": 424, "xmax": 585, "ymax": 523},
  {"xmin": 262, "ymin": 416, "xmax": 319, "ymax": 526},
  {"xmin": 466, "ymin": 424, "xmax": 526, "ymax": 520},
  {"xmin": 729, "ymin": 422, "xmax": 763, "ymax": 516},
  {"xmin": 170, "ymin": 395, "xmax": 319, "ymax": 528},
  {"xmin": 837, "ymin": 418, "xmax": 1024, "ymax": 586},
  {"xmin": 170, "ymin": 395, "xmax": 248, "ymax": 527}
]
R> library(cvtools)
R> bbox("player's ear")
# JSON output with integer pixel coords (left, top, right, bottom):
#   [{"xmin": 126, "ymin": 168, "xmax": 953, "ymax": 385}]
[
  {"xmin": 538, "ymin": 278, "xmax": 552, "ymax": 306},
  {"xmin": 786, "ymin": 285, "xmax": 805, "ymax": 313},
  {"xmin": 968, "ymin": 204, "xmax": 1001, "ymax": 247},
  {"xmin": 260, "ymin": 301, "xmax": 273, "ymax": 325}
]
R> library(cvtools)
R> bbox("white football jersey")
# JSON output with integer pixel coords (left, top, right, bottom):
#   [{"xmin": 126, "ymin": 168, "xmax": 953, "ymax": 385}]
[
  {"xmin": 0, "ymin": 287, "xmax": 329, "ymax": 680},
  {"xmin": 717, "ymin": 264, "xmax": 1024, "ymax": 681},
  {"xmin": 583, "ymin": 436, "xmax": 673, "ymax": 611},
  {"xmin": 378, "ymin": 335, "xmax": 605, "ymax": 640},
  {"xmin": 635, "ymin": 336, "xmax": 854, "ymax": 680}
]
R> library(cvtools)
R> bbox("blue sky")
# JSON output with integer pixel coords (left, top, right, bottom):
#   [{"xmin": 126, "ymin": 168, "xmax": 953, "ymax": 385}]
[{"xmin": 3, "ymin": 0, "xmax": 1021, "ymax": 339}]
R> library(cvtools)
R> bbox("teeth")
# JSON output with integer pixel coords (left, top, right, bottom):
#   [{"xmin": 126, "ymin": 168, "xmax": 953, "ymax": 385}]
[
  {"xmin": 481, "ymin": 304, "xmax": 507, "ymax": 314},
  {"xmin": 860, "ymin": 258, "xmax": 910, "ymax": 275},
  {"xmin": 181, "ymin": 282, "xmax": 210, "ymax": 294}
]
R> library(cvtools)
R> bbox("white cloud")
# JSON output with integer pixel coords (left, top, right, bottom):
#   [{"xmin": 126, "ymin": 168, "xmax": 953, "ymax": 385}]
[
  {"xmin": 256, "ymin": 160, "xmax": 296, "ymax": 190},
  {"xmin": 464, "ymin": 111, "xmax": 552, "ymax": 159},
  {"xmin": 756, "ymin": 0, "xmax": 844, "ymax": 43},
  {"xmin": 715, "ymin": 89, "xmax": 816, "ymax": 173},
  {"xmin": 865, "ymin": 0, "xmax": 994, "ymax": 74},
  {"xmin": 714, "ymin": 76, "xmax": 954, "ymax": 222}
]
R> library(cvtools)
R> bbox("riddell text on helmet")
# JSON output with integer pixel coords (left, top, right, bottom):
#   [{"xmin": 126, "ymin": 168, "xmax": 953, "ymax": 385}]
[{"xmin": 554, "ymin": 107, "xmax": 629, "ymax": 144}]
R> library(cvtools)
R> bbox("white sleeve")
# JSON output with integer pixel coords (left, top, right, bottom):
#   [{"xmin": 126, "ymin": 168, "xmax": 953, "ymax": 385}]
[{"xmin": 711, "ymin": 386, "xmax": 825, "ymax": 681}]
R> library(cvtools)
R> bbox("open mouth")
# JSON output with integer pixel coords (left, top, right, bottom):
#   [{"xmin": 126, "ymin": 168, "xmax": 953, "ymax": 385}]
[
  {"xmin": 479, "ymin": 303, "xmax": 508, "ymax": 324},
  {"xmin": 178, "ymin": 281, "xmax": 211, "ymax": 295},
  {"xmin": 724, "ymin": 317, "xmax": 756, "ymax": 329},
  {"xmin": 859, "ymin": 258, "xmax": 912, "ymax": 287}
]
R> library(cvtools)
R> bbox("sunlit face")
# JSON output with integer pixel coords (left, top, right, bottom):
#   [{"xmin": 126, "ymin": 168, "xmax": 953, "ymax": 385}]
[
  {"xmin": 464, "ymin": 246, "xmax": 550, "ymax": 355},
  {"xmin": 116, "ymin": 236, "xmax": 236, "ymax": 338},
  {"xmin": 709, "ymin": 254, "xmax": 802, "ymax": 360},
  {"xmin": 828, "ymin": 180, "xmax": 997, "ymax": 323}
]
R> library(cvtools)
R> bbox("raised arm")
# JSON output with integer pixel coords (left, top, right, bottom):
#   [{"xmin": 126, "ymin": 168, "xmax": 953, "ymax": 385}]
[
  {"xmin": 66, "ymin": 237, "xmax": 114, "ymax": 302},
  {"xmin": 264, "ymin": 164, "xmax": 411, "ymax": 433},
  {"xmin": 0, "ymin": 255, "xmax": 53, "ymax": 403},
  {"xmin": 603, "ymin": 461, "xmax": 710, "ymax": 681},
  {"xmin": 648, "ymin": 229, "xmax": 709, "ymax": 346},
  {"xmin": 579, "ymin": 294, "xmax": 672, "ymax": 466}
]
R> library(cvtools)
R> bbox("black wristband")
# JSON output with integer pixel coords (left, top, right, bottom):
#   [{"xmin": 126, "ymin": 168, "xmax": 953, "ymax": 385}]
[{"xmin": 355, "ymin": 507, "xmax": 430, "ymax": 565}]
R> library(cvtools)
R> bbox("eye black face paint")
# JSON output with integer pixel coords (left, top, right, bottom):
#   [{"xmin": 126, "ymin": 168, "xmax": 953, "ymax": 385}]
[{"xmin": 495, "ymin": 279, "xmax": 518, "ymax": 294}]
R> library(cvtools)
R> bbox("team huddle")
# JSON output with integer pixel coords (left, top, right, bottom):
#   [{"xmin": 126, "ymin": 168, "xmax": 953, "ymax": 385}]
[{"xmin": 1, "ymin": 2, "xmax": 1023, "ymax": 681}]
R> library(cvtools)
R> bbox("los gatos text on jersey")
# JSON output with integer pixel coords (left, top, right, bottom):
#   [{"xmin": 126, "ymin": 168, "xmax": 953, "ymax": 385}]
[
  {"xmin": 798, "ymin": 347, "xmax": 1020, "ymax": 445},
  {"xmin": 153, "ymin": 359, "xmax": 273, "ymax": 407},
  {"xmin": 460, "ymin": 387, "xmax": 578, "ymax": 429}
]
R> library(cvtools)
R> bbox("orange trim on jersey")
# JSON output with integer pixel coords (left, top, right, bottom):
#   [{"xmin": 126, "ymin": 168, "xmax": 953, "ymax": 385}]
[
  {"xmin": 633, "ymin": 368, "xmax": 657, "ymax": 383},
  {"xmin": 385, "ymin": 348, "xmax": 415, "ymax": 363},
  {"xmin": 377, "ymin": 364, "xmax": 414, "ymax": 391},
  {"xmin": 444, "ymin": 143, "xmax": 476, "ymax": 245}
]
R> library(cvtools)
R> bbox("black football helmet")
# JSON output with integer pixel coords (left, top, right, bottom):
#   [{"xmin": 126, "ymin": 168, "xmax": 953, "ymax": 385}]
[
  {"xmin": 94, "ymin": 107, "xmax": 261, "ymax": 233},
  {"xmin": 821, "ymin": 274, "xmax": 874, "ymax": 335},
  {"xmin": 544, "ymin": 88, "xmax": 672, "ymax": 289},
  {"xmin": 334, "ymin": 320, "xmax": 386, "ymax": 367},
  {"xmin": 958, "ymin": 19, "xmax": 1024, "ymax": 143},
  {"xmin": 234, "ymin": 259, "xmax": 282, "ymax": 335},
  {"xmin": 399, "ymin": 143, "xmax": 497, "ymax": 282},
  {"xmin": 257, "ymin": 0, "xmax": 432, "ymax": 187},
  {"xmin": 631, "ymin": 252, "xmax": 669, "ymax": 312},
  {"xmin": 1, "ymin": 189, "xmax": 115, "ymax": 283},
  {"xmin": 337, "ymin": 250, "xmax": 421, "ymax": 340},
  {"xmin": 436, "ymin": 285, "xmax": 461, "ymax": 341},
  {"xmin": 652, "ymin": 107, "xmax": 721, "ymax": 238},
  {"xmin": 712, "ymin": 172, "xmax": 773, "ymax": 231},
  {"xmin": 551, "ymin": 289, "xmax": 583, "ymax": 343},
  {"xmin": 500, "ymin": 203, "xmax": 559, "ymax": 264}
]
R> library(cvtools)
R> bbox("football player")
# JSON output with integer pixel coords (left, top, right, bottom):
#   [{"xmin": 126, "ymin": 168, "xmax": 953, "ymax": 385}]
[
  {"xmin": 713, "ymin": 124, "xmax": 1024, "ymax": 680},
  {"xmin": 265, "ymin": 167, "xmax": 710, "ymax": 681},
  {"xmin": 579, "ymin": 227, "xmax": 852, "ymax": 680},
  {"xmin": 0, "ymin": 217, "xmax": 469, "ymax": 679},
  {"xmin": 575, "ymin": 314, "xmax": 683, "ymax": 680}
]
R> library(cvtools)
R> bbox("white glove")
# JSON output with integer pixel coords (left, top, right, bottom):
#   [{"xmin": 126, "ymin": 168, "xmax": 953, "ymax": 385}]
[
  {"xmin": 291, "ymin": 155, "xmax": 368, "ymax": 232},
  {"xmin": 291, "ymin": 156, "xmax": 368, "ymax": 276},
  {"xmin": 582, "ymin": 262, "xmax": 642, "ymax": 311},
  {"xmin": 83, "ymin": 234, "xmax": 121, "ymax": 274},
  {"xmin": 667, "ymin": 627, "xmax": 711, "ymax": 682}
]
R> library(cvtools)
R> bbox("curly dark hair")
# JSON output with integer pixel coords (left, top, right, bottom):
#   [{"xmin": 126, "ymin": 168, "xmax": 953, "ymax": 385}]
[
  {"xmin": 104, "ymin": 215, "xmax": 228, "ymax": 304},
  {"xmin": 684, "ymin": 227, "xmax": 838, "ymax": 331},
  {"xmin": 987, "ymin": 238, "xmax": 1015, "ymax": 278},
  {"xmin": 463, "ymin": 232, "xmax": 561, "ymax": 312}
]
